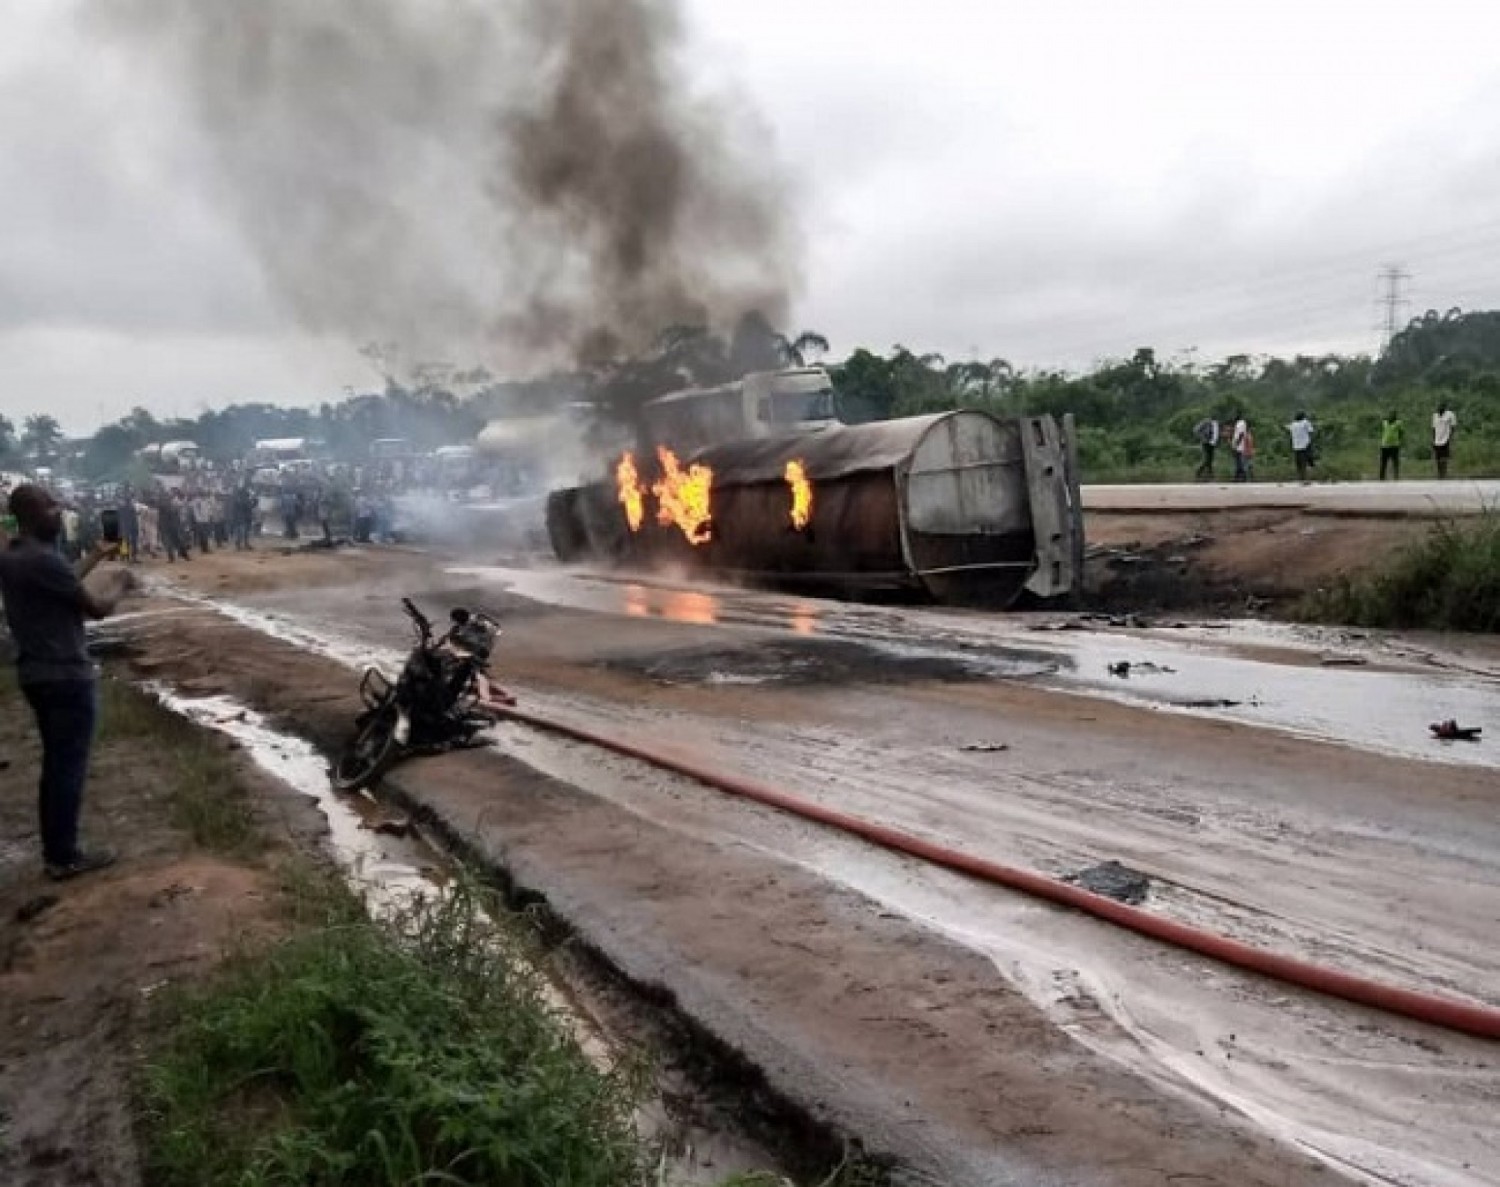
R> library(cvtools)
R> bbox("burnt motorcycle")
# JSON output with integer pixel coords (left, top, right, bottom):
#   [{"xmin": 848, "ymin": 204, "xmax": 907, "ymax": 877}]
[{"xmin": 332, "ymin": 597, "xmax": 510, "ymax": 792}]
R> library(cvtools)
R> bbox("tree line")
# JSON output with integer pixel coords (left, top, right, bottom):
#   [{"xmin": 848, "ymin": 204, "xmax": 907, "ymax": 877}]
[{"xmin": 8, "ymin": 306, "xmax": 1500, "ymax": 484}]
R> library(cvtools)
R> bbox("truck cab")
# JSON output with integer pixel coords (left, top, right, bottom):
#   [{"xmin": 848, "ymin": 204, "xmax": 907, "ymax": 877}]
[
  {"xmin": 641, "ymin": 368, "xmax": 839, "ymax": 455},
  {"xmin": 743, "ymin": 368, "xmax": 838, "ymax": 433}
]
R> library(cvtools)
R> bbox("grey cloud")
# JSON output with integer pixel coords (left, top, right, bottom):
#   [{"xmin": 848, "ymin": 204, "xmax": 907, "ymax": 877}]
[{"xmin": 0, "ymin": 53, "xmax": 276, "ymax": 337}]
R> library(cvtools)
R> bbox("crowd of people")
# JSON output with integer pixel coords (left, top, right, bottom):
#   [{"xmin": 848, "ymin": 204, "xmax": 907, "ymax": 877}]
[
  {"xmin": 0, "ymin": 465, "xmax": 410, "ymax": 562},
  {"xmin": 1192, "ymin": 403, "xmax": 1462, "ymax": 483}
]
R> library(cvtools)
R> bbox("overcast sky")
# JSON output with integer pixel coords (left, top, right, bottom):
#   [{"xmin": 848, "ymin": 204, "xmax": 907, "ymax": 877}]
[{"xmin": 6, "ymin": 0, "xmax": 1500, "ymax": 431}]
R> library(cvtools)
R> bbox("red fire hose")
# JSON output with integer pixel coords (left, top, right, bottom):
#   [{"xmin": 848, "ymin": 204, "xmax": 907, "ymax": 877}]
[{"xmin": 497, "ymin": 702, "xmax": 1500, "ymax": 1041}]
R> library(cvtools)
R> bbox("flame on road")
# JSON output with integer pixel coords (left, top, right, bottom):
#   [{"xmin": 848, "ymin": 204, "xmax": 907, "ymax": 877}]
[
  {"xmin": 653, "ymin": 446, "xmax": 714, "ymax": 545},
  {"xmin": 785, "ymin": 459, "xmax": 813, "ymax": 530},
  {"xmin": 616, "ymin": 452, "xmax": 647, "ymax": 532}
]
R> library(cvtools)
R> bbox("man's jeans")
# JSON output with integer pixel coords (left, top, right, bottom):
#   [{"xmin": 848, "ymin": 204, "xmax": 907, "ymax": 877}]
[{"xmin": 22, "ymin": 679, "xmax": 97, "ymax": 866}]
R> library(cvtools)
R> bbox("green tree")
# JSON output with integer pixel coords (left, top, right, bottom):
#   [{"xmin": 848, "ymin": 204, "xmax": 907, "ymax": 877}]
[
  {"xmin": 22, "ymin": 414, "xmax": 64, "ymax": 464},
  {"xmin": 81, "ymin": 424, "xmax": 144, "ymax": 480},
  {"xmin": 775, "ymin": 329, "xmax": 831, "ymax": 367}
]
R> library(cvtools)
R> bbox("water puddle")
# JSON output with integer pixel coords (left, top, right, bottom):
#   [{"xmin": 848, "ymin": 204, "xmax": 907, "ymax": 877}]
[
  {"xmin": 147, "ymin": 687, "xmax": 439, "ymax": 914},
  {"xmin": 1030, "ymin": 630, "xmax": 1498, "ymax": 768}
]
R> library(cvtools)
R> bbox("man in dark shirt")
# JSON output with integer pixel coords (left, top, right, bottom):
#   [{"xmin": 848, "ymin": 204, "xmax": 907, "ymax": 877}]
[{"xmin": 0, "ymin": 484, "xmax": 127, "ymax": 879}]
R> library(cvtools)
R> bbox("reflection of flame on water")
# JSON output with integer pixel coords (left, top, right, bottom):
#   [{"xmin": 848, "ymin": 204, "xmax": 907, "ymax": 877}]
[
  {"xmin": 785, "ymin": 459, "xmax": 813, "ymax": 531},
  {"xmin": 616, "ymin": 452, "xmax": 647, "ymax": 532},
  {"xmin": 791, "ymin": 607, "xmax": 817, "ymax": 637},
  {"xmin": 653, "ymin": 446, "xmax": 714, "ymax": 546},
  {"xmin": 666, "ymin": 590, "xmax": 718, "ymax": 626},
  {"xmin": 622, "ymin": 582, "xmax": 718, "ymax": 626}
]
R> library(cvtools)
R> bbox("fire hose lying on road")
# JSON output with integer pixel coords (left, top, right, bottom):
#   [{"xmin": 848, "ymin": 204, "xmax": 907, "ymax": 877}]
[{"xmin": 492, "ymin": 700, "xmax": 1500, "ymax": 1042}]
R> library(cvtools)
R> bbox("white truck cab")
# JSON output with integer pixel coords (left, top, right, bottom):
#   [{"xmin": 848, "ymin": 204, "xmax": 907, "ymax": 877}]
[{"xmin": 641, "ymin": 368, "xmax": 839, "ymax": 455}]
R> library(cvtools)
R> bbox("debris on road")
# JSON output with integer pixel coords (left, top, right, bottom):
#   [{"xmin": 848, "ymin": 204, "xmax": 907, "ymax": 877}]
[
  {"xmin": 1430, "ymin": 720, "xmax": 1482, "ymax": 742},
  {"xmin": 1107, "ymin": 660, "xmax": 1177, "ymax": 678},
  {"xmin": 1029, "ymin": 613, "xmax": 1208, "ymax": 633},
  {"xmin": 960, "ymin": 742, "xmax": 1010, "ymax": 753},
  {"xmin": 1319, "ymin": 654, "xmax": 1369, "ymax": 668},
  {"xmin": 363, "ymin": 813, "xmax": 414, "ymax": 838},
  {"xmin": 1066, "ymin": 860, "xmax": 1151, "ymax": 905}
]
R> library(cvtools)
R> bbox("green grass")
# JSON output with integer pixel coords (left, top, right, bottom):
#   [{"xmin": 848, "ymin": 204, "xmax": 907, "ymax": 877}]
[
  {"xmin": 712, "ymin": 1162, "xmax": 885, "ymax": 1187},
  {"xmin": 0, "ymin": 671, "xmax": 260, "ymax": 852},
  {"xmin": 140, "ymin": 881, "xmax": 651, "ymax": 1187},
  {"xmin": 1301, "ymin": 514, "xmax": 1500, "ymax": 632},
  {"xmin": 100, "ymin": 679, "xmax": 262, "ymax": 854}
]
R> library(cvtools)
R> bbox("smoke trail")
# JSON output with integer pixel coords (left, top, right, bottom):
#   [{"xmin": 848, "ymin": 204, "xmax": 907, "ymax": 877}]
[{"xmin": 87, "ymin": 0, "xmax": 798, "ymax": 375}]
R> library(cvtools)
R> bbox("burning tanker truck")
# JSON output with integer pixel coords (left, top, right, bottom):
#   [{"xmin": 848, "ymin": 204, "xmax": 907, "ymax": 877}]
[{"xmin": 547, "ymin": 368, "xmax": 1084, "ymax": 607}]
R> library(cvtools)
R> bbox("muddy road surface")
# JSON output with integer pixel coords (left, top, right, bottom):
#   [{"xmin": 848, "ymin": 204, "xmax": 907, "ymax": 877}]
[{"xmin": 116, "ymin": 547, "xmax": 1500, "ymax": 1186}]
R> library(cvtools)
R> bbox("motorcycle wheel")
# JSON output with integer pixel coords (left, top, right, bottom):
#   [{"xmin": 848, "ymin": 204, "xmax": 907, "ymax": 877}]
[{"xmin": 332, "ymin": 700, "xmax": 401, "ymax": 792}]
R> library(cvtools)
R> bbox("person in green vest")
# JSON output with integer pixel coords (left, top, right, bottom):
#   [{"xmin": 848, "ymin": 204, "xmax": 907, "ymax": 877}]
[{"xmin": 1379, "ymin": 412, "xmax": 1404, "ymax": 481}]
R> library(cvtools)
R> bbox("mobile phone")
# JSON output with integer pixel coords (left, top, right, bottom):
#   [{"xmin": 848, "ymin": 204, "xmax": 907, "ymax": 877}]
[{"xmin": 100, "ymin": 509, "xmax": 121, "ymax": 545}]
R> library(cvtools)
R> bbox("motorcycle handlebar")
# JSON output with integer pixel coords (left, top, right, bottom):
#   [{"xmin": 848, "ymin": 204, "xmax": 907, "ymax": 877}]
[{"xmin": 401, "ymin": 597, "xmax": 431, "ymax": 635}]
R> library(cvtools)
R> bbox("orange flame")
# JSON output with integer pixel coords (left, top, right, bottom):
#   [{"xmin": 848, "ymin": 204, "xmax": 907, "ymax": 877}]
[
  {"xmin": 785, "ymin": 459, "xmax": 813, "ymax": 530},
  {"xmin": 653, "ymin": 446, "xmax": 714, "ymax": 545},
  {"xmin": 616, "ymin": 451, "xmax": 646, "ymax": 532}
]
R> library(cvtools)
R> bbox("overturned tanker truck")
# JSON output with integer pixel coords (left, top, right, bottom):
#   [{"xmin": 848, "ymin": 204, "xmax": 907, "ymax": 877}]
[{"xmin": 547, "ymin": 372, "xmax": 1083, "ymax": 607}]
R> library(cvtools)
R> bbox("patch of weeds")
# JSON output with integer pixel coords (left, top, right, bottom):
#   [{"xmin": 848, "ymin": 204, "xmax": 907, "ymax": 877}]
[
  {"xmin": 100, "ymin": 679, "xmax": 261, "ymax": 854},
  {"xmin": 140, "ymin": 881, "xmax": 652, "ymax": 1187},
  {"xmin": 707, "ymin": 1156, "xmax": 888, "ymax": 1187},
  {"xmin": 1301, "ymin": 513, "xmax": 1500, "ymax": 632}
]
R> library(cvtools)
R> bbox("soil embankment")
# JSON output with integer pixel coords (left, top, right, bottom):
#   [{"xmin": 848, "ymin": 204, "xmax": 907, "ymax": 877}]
[{"xmin": 1085, "ymin": 506, "xmax": 1430, "ymax": 613}]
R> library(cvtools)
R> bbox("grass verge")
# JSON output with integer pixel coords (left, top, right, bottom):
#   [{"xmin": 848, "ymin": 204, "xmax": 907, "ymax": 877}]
[
  {"xmin": 1301, "ymin": 513, "xmax": 1500, "ymax": 632},
  {"xmin": 140, "ymin": 879, "xmax": 651, "ymax": 1187},
  {"xmin": 101, "ymin": 678, "xmax": 262, "ymax": 853}
]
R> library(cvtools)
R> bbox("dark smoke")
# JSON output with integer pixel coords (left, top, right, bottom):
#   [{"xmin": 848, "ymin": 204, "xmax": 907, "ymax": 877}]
[{"xmin": 87, "ymin": 0, "xmax": 799, "ymax": 377}]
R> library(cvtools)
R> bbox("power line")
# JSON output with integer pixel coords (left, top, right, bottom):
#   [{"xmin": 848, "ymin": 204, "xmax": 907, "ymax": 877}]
[{"xmin": 1377, "ymin": 263, "xmax": 1411, "ymax": 352}]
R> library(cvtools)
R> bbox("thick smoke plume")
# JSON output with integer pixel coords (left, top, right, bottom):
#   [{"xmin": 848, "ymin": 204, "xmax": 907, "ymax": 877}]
[{"xmin": 88, "ymin": 0, "xmax": 799, "ymax": 376}]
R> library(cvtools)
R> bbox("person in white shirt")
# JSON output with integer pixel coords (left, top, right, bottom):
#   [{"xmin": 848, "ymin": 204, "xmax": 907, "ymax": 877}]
[
  {"xmin": 1287, "ymin": 412, "xmax": 1315, "ymax": 483},
  {"xmin": 1231, "ymin": 413, "xmax": 1250, "ymax": 482},
  {"xmin": 1432, "ymin": 403, "xmax": 1457, "ymax": 479}
]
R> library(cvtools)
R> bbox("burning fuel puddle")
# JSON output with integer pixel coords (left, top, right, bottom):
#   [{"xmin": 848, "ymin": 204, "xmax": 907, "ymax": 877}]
[{"xmin": 137, "ymin": 682, "xmax": 794, "ymax": 1185}]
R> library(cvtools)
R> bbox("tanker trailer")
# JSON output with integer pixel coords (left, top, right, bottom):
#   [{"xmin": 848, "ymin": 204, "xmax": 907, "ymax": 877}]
[{"xmin": 548, "ymin": 409, "xmax": 1082, "ymax": 607}]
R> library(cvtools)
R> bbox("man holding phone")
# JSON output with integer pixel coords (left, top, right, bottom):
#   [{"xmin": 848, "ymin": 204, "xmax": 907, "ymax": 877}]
[{"xmin": 0, "ymin": 484, "xmax": 130, "ymax": 879}]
